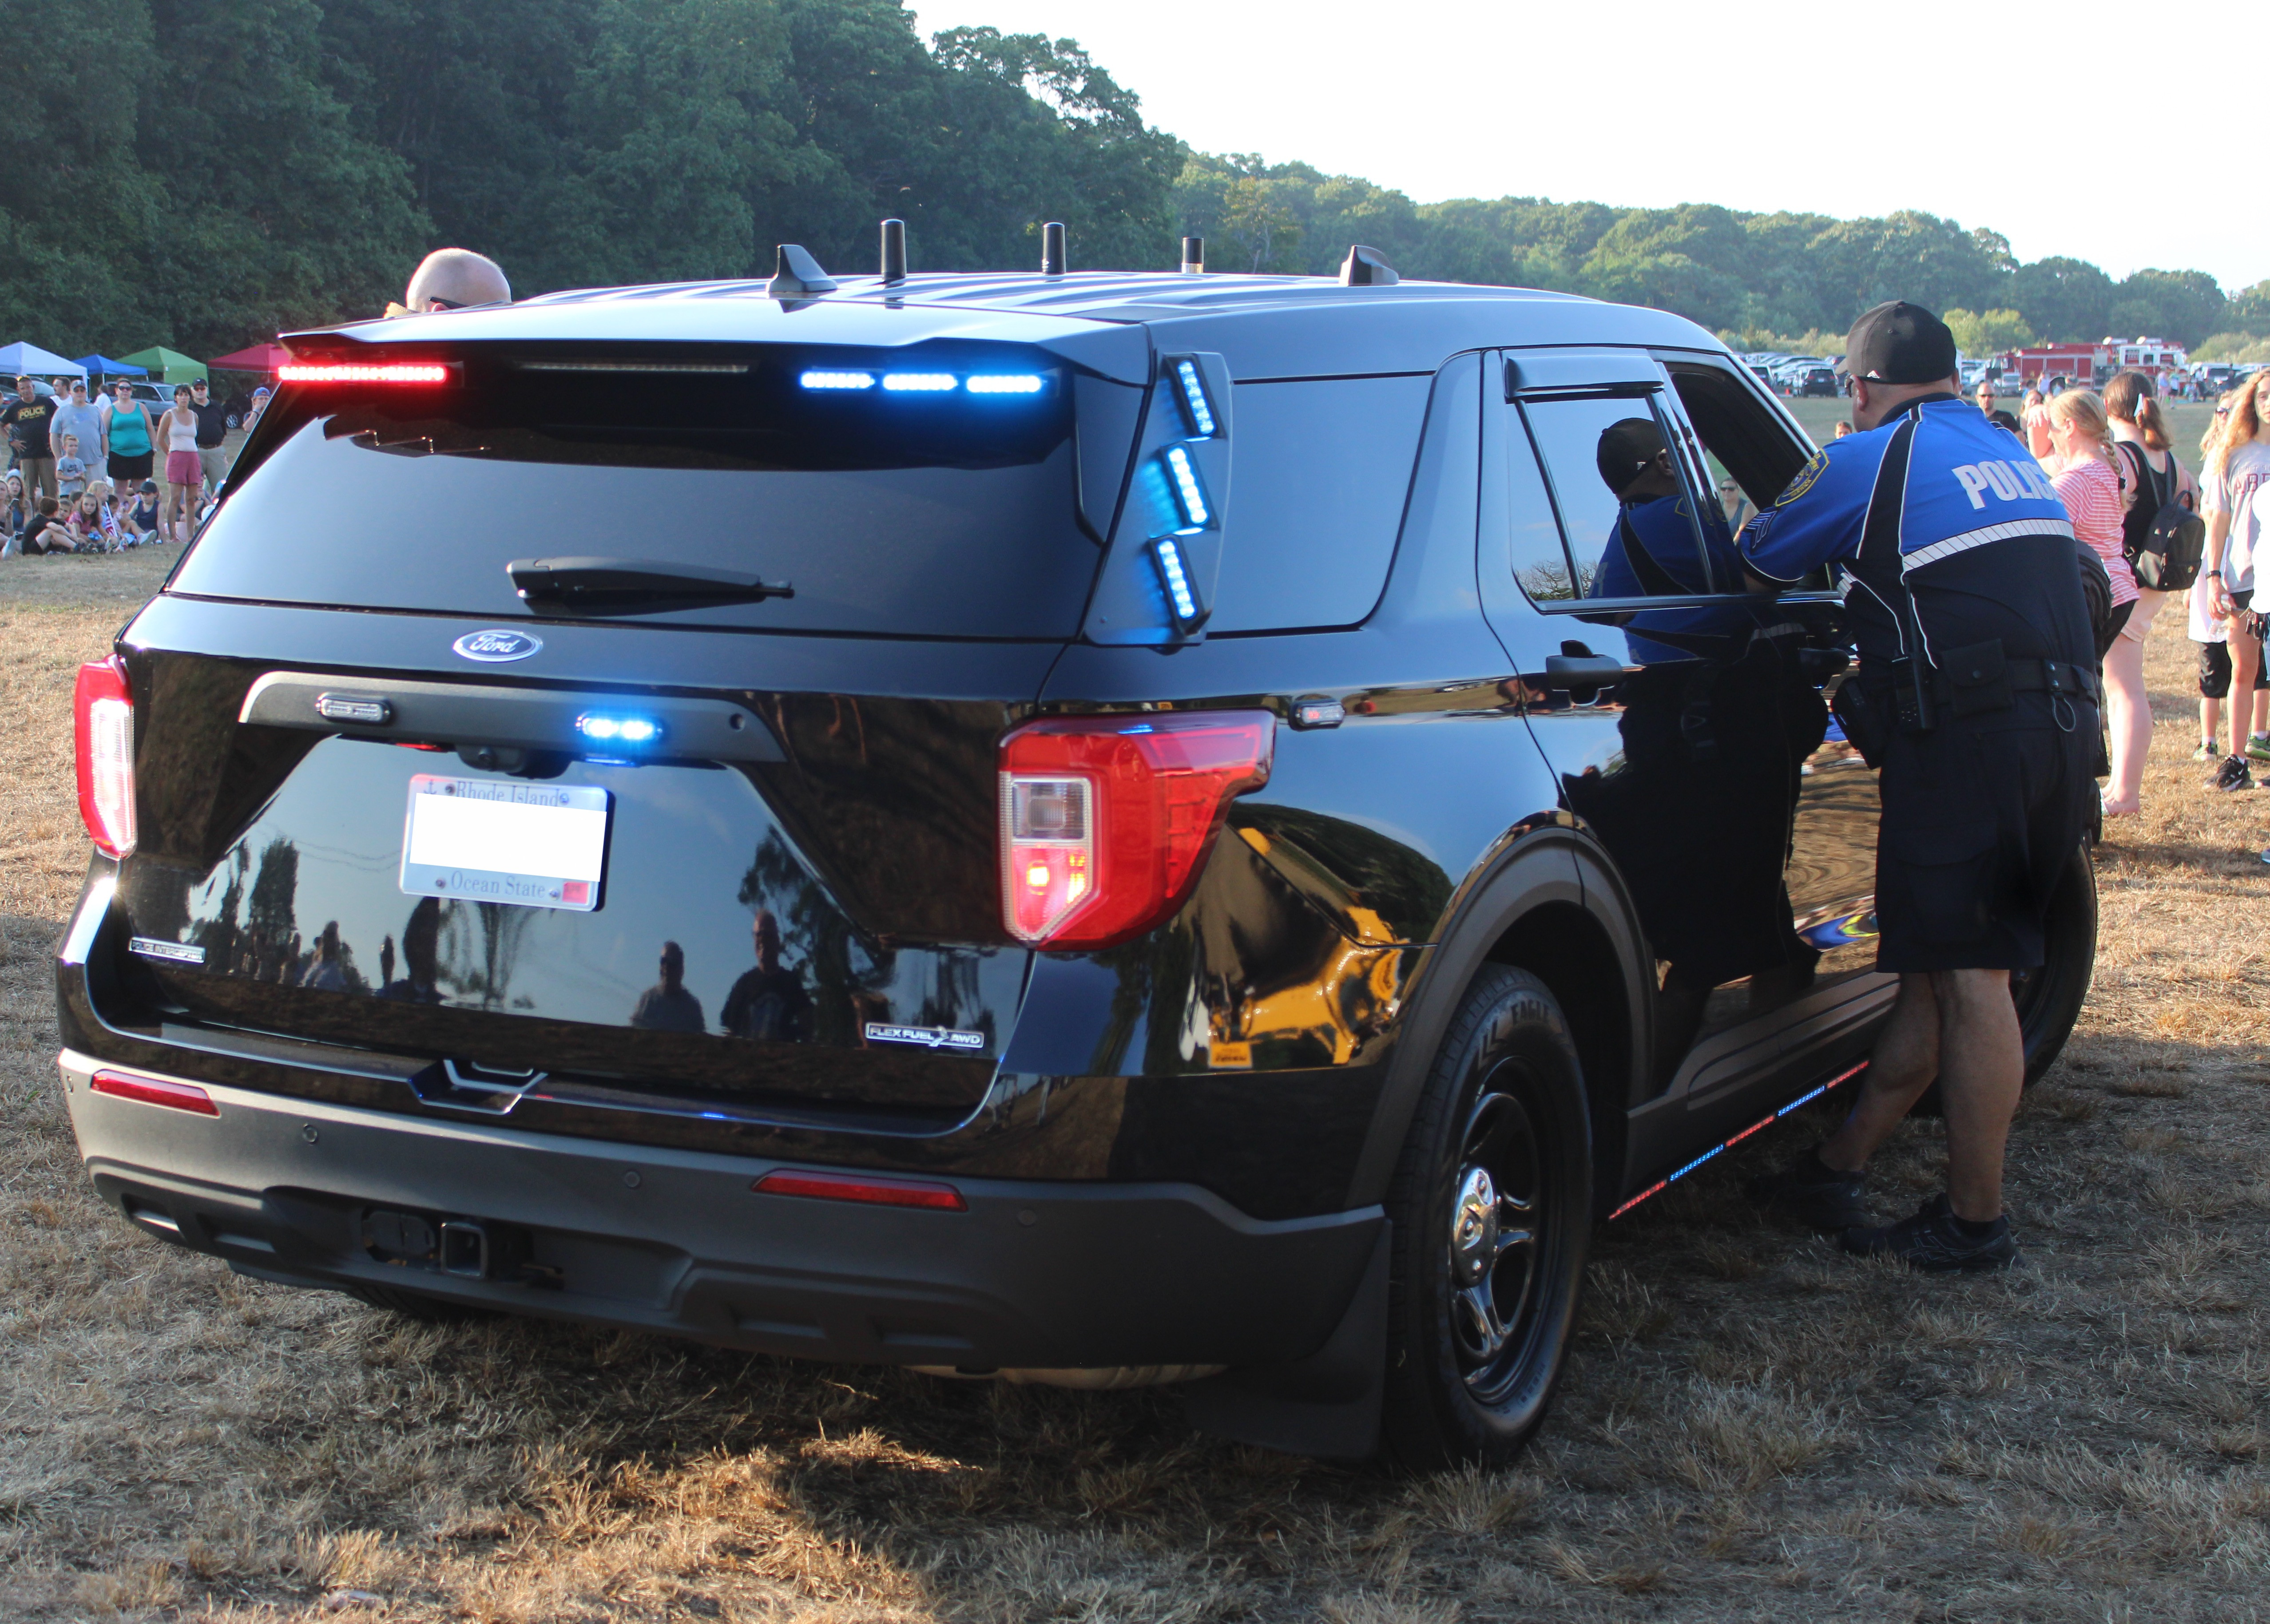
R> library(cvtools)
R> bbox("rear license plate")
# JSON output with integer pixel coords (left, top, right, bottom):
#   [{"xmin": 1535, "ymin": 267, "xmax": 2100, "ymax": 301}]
[{"xmin": 400, "ymin": 775, "xmax": 610, "ymax": 911}]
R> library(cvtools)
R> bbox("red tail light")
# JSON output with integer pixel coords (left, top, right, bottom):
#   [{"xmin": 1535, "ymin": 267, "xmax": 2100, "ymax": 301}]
[
  {"xmin": 91, "ymin": 1069, "xmax": 218, "ymax": 1116},
  {"xmin": 753, "ymin": 1168, "xmax": 966, "ymax": 1211},
  {"xmin": 999, "ymin": 710, "xmax": 1273, "ymax": 949},
  {"xmin": 74, "ymin": 656, "xmax": 136, "ymax": 858}
]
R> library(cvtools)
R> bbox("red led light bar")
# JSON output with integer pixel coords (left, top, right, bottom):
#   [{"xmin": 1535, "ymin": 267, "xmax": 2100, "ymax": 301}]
[
  {"xmin": 90, "ymin": 1069, "xmax": 218, "ymax": 1117},
  {"xmin": 277, "ymin": 362, "xmax": 451, "ymax": 385},
  {"xmin": 752, "ymin": 1168, "xmax": 966, "ymax": 1211}
]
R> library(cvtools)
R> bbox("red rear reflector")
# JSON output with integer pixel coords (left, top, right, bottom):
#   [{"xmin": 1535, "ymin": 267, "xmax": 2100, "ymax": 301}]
[
  {"xmin": 277, "ymin": 363, "xmax": 451, "ymax": 385},
  {"xmin": 90, "ymin": 1069, "xmax": 218, "ymax": 1116},
  {"xmin": 74, "ymin": 656, "xmax": 136, "ymax": 858},
  {"xmin": 999, "ymin": 710, "xmax": 1273, "ymax": 949},
  {"xmin": 752, "ymin": 1168, "xmax": 966, "ymax": 1211}
]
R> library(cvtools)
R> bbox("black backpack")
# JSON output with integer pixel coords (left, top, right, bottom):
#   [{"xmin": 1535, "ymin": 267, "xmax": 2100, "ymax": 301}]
[{"xmin": 2117, "ymin": 441, "xmax": 2206, "ymax": 592}]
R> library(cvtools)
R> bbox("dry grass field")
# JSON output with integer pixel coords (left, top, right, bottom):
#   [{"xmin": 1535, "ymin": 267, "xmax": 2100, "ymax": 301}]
[{"xmin": 3, "ymin": 543, "xmax": 2267, "ymax": 1622}]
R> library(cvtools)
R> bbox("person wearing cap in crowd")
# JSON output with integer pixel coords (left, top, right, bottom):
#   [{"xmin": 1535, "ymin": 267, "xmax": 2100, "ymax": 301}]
[
  {"xmin": 243, "ymin": 385, "xmax": 271, "ymax": 431},
  {"xmin": 387, "ymin": 247, "xmax": 510, "ymax": 318},
  {"xmin": 1741, "ymin": 301, "xmax": 2097, "ymax": 1273}
]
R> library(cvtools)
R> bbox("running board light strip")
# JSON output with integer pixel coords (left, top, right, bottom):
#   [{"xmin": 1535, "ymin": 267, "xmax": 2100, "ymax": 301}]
[{"xmin": 1609, "ymin": 1060, "xmax": 1869, "ymax": 1221}]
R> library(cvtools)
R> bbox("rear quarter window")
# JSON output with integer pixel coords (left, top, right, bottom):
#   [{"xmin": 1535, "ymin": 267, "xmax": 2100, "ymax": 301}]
[{"xmin": 1207, "ymin": 375, "xmax": 1433, "ymax": 633}]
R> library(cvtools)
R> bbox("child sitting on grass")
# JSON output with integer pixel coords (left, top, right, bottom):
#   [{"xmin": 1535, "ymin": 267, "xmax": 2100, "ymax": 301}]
[{"xmin": 20, "ymin": 495, "xmax": 74, "ymax": 554}]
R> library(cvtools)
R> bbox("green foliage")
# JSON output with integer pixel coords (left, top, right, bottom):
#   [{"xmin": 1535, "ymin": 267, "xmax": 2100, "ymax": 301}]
[
  {"xmin": 1941, "ymin": 308, "xmax": 2036, "ymax": 356},
  {"xmin": 3, "ymin": 3, "xmax": 2248, "ymax": 362},
  {"xmin": 2192, "ymin": 333, "xmax": 2270, "ymax": 366}
]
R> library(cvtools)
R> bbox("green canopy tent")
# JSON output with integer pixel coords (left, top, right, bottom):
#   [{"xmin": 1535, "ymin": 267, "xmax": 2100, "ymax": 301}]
[{"xmin": 119, "ymin": 346, "xmax": 206, "ymax": 384}]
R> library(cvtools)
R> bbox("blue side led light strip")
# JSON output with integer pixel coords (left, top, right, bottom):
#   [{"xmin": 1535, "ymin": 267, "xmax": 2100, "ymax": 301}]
[
  {"xmin": 799, "ymin": 370, "xmax": 874, "ymax": 391},
  {"xmin": 1608, "ymin": 1060, "xmax": 1869, "ymax": 1221},
  {"xmin": 1173, "ymin": 358, "xmax": 1216, "ymax": 436},
  {"xmin": 881, "ymin": 372, "xmax": 958, "ymax": 393},
  {"xmin": 1162, "ymin": 444, "xmax": 1210, "ymax": 527},
  {"xmin": 967, "ymin": 374, "xmax": 1045, "ymax": 395},
  {"xmin": 1152, "ymin": 536, "xmax": 1199, "ymax": 624}
]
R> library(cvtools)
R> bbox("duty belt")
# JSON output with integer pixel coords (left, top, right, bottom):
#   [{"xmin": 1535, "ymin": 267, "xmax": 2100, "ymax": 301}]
[{"xmin": 1924, "ymin": 655, "xmax": 2098, "ymax": 709}]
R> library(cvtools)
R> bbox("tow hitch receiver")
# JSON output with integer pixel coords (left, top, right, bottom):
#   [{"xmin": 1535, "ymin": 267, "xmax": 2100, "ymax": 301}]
[{"xmin": 363, "ymin": 1207, "xmax": 539, "ymax": 1283}]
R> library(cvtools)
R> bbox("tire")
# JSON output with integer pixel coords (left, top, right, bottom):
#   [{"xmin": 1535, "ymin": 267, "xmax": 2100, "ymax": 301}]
[
  {"xmin": 1379, "ymin": 965, "xmax": 1592, "ymax": 1471},
  {"xmin": 1912, "ymin": 839, "xmax": 2097, "ymax": 1114},
  {"xmin": 2012, "ymin": 840, "xmax": 2096, "ymax": 1085}
]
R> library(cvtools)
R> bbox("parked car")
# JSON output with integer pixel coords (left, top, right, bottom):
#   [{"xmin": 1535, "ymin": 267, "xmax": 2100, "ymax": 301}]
[
  {"xmin": 55, "ymin": 254, "xmax": 2097, "ymax": 1469},
  {"xmin": 1794, "ymin": 365, "xmax": 1838, "ymax": 397}
]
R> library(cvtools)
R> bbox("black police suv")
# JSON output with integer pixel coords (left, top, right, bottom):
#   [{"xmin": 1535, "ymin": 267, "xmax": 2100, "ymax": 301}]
[{"xmin": 56, "ymin": 248, "xmax": 2096, "ymax": 1468}]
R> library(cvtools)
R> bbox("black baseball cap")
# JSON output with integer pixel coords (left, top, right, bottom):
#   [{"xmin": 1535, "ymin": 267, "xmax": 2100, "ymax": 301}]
[
  {"xmin": 1839, "ymin": 301, "xmax": 1960, "ymax": 386},
  {"xmin": 1595, "ymin": 417, "xmax": 1666, "ymax": 496}
]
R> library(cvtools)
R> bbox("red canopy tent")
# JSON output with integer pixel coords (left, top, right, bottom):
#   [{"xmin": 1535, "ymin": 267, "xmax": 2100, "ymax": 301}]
[{"xmin": 206, "ymin": 341, "xmax": 290, "ymax": 374}]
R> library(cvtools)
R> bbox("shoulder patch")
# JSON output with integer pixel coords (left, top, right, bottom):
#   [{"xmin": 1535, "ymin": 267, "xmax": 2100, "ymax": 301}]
[{"xmin": 1776, "ymin": 448, "xmax": 1830, "ymax": 507}]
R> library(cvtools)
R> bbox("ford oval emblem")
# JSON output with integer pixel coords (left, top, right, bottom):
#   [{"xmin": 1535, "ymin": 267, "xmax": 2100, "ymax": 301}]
[{"xmin": 452, "ymin": 629, "xmax": 543, "ymax": 664}]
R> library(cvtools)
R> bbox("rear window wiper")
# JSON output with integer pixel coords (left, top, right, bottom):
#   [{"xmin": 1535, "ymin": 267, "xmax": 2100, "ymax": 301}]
[{"xmin": 507, "ymin": 556, "xmax": 794, "ymax": 614}]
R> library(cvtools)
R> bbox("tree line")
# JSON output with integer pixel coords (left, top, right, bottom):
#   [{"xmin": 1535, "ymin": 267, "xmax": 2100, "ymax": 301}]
[{"xmin": 13, "ymin": 0, "xmax": 2264, "ymax": 362}]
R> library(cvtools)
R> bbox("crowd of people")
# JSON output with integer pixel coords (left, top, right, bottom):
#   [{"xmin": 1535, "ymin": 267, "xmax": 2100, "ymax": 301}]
[
  {"xmin": 2003, "ymin": 368, "xmax": 2270, "ymax": 839},
  {"xmin": 0, "ymin": 372, "xmax": 268, "ymax": 555}
]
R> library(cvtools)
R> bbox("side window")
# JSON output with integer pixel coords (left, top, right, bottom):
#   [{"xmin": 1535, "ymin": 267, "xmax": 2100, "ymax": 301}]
[
  {"xmin": 1663, "ymin": 361, "xmax": 1826, "ymax": 591},
  {"xmin": 1516, "ymin": 393, "xmax": 1711, "ymax": 603},
  {"xmin": 1208, "ymin": 374, "xmax": 1433, "ymax": 633}
]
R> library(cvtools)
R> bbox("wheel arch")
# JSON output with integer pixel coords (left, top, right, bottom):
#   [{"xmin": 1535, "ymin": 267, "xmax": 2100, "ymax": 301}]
[{"xmin": 1345, "ymin": 826, "xmax": 1652, "ymax": 1216}]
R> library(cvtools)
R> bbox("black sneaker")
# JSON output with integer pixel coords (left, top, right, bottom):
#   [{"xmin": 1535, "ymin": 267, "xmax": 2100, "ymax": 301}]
[
  {"xmin": 2210, "ymin": 754, "xmax": 2254, "ymax": 792},
  {"xmin": 1746, "ymin": 1152, "xmax": 1868, "ymax": 1232},
  {"xmin": 1840, "ymin": 1197, "xmax": 2018, "ymax": 1273}
]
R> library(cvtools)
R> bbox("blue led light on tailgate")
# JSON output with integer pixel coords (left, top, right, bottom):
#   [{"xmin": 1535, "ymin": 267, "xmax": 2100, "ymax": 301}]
[
  {"xmin": 1163, "ymin": 445, "xmax": 1210, "ymax": 527},
  {"xmin": 576, "ymin": 713, "xmax": 663, "ymax": 746},
  {"xmin": 1173, "ymin": 359, "xmax": 1216, "ymax": 436},
  {"xmin": 1152, "ymin": 536, "xmax": 1199, "ymax": 624}
]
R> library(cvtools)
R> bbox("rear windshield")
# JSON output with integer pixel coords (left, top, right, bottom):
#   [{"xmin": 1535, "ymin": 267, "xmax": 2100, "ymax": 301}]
[{"xmin": 171, "ymin": 343, "xmax": 1107, "ymax": 639}]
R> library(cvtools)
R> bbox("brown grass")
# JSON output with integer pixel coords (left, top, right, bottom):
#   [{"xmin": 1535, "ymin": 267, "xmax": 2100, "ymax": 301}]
[{"xmin": 4, "ymin": 553, "xmax": 2269, "ymax": 1621}]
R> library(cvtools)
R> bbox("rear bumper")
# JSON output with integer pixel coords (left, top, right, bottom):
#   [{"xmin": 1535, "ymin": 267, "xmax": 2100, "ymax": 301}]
[{"xmin": 57, "ymin": 1049, "xmax": 1381, "ymax": 1370}]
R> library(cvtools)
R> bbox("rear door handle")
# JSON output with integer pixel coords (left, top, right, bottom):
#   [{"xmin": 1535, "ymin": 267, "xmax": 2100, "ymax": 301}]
[{"xmin": 1544, "ymin": 654, "xmax": 1628, "ymax": 686}]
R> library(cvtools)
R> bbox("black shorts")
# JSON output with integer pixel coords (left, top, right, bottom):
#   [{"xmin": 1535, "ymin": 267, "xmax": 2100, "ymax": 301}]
[
  {"xmin": 107, "ymin": 450, "xmax": 152, "ymax": 483},
  {"xmin": 1873, "ymin": 697, "xmax": 2095, "ymax": 974},
  {"xmin": 2198, "ymin": 640, "xmax": 2270, "ymax": 699}
]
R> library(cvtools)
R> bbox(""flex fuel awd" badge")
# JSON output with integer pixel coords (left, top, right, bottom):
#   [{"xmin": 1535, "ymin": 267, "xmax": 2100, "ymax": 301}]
[{"xmin": 864, "ymin": 1022, "xmax": 986, "ymax": 1053}]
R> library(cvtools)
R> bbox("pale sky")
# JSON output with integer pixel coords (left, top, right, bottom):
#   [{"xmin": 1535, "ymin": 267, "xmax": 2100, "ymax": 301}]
[{"xmin": 913, "ymin": 0, "xmax": 2262, "ymax": 293}]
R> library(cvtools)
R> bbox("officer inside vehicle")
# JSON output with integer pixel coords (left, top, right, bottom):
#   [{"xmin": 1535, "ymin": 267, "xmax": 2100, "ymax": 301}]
[
  {"xmin": 1739, "ymin": 301, "xmax": 2097, "ymax": 1272},
  {"xmin": 1575, "ymin": 418, "xmax": 1823, "ymax": 1077}
]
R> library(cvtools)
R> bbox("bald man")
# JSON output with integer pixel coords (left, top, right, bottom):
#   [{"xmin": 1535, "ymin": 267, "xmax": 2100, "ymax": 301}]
[{"xmin": 388, "ymin": 248, "xmax": 511, "ymax": 317}]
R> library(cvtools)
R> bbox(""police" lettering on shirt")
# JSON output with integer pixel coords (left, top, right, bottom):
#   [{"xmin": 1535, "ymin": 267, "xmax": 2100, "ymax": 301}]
[{"xmin": 1951, "ymin": 459, "xmax": 2055, "ymax": 510}]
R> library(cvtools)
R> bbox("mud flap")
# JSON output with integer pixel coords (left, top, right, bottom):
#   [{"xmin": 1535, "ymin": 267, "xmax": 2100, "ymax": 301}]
[{"xmin": 1179, "ymin": 1226, "xmax": 1388, "ymax": 1459}]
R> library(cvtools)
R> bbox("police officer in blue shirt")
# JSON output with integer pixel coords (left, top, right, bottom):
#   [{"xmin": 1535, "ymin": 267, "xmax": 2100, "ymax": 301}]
[{"xmin": 1742, "ymin": 301, "xmax": 2097, "ymax": 1272}]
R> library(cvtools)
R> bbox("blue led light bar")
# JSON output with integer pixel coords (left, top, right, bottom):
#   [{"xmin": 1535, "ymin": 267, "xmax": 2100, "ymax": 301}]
[
  {"xmin": 1173, "ymin": 358, "xmax": 1216, "ymax": 436},
  {"xmin": 800, "ymin": 370, "xmax": 874, "ymax": 390},
  {"xmin": 966, "ymin": 374, "xmax": 1045, "ymax": 395},
  {"xmin": 882, "ymin": 372, "xmax": 959, "ymax": 392},
  {"xmin": 1163, "ymin": 445, "xmax": 1210, "ymax": 527},
  {"xmin": 1152, "ymin": 536, "xmax": 1199, "ymax": 625},
  {"xmin": 576, "ymin": 713, "xmax": 663, "ymax": 746}
]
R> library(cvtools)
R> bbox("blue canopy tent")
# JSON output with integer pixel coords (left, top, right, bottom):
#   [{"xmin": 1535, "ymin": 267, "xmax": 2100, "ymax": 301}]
[
  {"xmin": 74, "ymin": 353, "xmax": 147, "ymax": 381},
  {"xmin": 0, "ymin": 341, "xmax": 85, "ymax": 380}
]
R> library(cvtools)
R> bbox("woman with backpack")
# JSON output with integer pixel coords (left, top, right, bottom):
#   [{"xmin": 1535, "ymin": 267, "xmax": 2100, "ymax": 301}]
[
  {"xmin": 2100, "ymin": 372, "xmax": 2203, "ymax": 812},
  {"xmin": 2043, "ymin": 390, "xmax": 2145, "ymax": 815}
]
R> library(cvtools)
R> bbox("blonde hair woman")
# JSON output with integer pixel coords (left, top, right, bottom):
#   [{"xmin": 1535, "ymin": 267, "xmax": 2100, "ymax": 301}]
[
  {"xmin": 2043, "ymin": 391, "xmax": 2144, "ymax": 814},
  {"xmin": 2202, "ymin": 372, "xmax": 2270, "ymax": 795}
]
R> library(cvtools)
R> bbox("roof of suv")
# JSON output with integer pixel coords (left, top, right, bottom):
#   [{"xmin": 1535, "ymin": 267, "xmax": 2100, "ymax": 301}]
[{"xmin": 298, "ymin": 270, "xmax": 1724, "ymax": 385}]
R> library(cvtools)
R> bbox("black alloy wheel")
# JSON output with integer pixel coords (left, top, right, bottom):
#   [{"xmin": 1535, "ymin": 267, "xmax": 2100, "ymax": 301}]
[{"xmin": 1381, "ymin": 965, "xmax": 1592, "ymax": 1470}]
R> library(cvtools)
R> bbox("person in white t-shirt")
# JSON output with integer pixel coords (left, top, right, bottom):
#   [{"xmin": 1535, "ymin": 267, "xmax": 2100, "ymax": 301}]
[{"xmin": 2201, "ymin": 370, "xmax": 2270, "ymax": 794}]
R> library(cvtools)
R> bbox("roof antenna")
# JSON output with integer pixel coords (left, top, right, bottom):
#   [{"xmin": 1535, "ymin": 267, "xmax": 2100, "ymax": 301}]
[
  {"xmin": 1041, "ymin": 221, "xmax": 1067, "ymax": 277},
  {"xmin": 1180, "ymin": 236, "xmax": 1204, "ymax": 275},
  {"xmin": 1339, "ymin": 245, "xmax": 1398, "ymax": 287},
  {"xmin": 767, "ymin": 244, "xmax": 838, "ymax": 298},
  {"xmin": 880, "ymin": 218, "xmax": 907, "ymax": 285}
]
